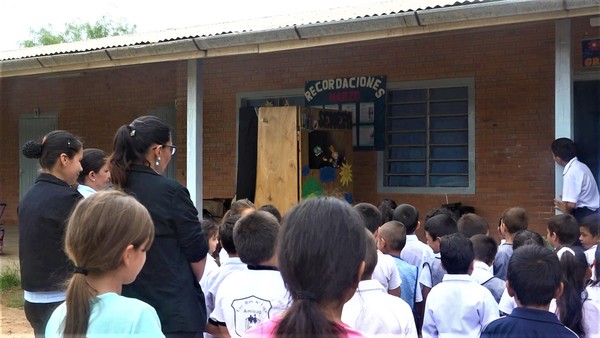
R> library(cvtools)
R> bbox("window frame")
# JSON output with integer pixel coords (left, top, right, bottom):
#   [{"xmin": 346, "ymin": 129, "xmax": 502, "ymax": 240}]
[{"xmin": 377, "ymin": 77, "xmax": 476, "ymax": 194}]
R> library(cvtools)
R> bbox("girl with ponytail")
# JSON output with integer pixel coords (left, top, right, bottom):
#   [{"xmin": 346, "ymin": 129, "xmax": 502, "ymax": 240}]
[
  {"xmin": 245, "ymin": 197, "xmax": 367, "ymax": 338},
  {"xmin": 45, "ymin": 190, "xmax": 163, "ymax": 337}
]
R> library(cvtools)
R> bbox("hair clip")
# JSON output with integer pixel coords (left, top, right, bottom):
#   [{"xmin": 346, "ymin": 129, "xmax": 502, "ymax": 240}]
[{"xmin": 129, "ymin": 128, "xmax": 136, "ymax": 137}]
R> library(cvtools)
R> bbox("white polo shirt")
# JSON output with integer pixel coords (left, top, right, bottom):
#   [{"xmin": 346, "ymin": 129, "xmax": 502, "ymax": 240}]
[
  {"xmin": 423, "ymin": 274, "xmax": 499, "ymax": 338},
  {"xmin": 210, "ymin": 266, "xmax": 290, "ymax": 337},
  {"xmin": 562, "ymin": 157, "xmax": 600, "ymax": 210},
  {"xmin": 342, "ymin": 279, "xmax": 417, "ymax": 337},
  {"xmin": 372, "ymin": 251, "xmax": 402, "ymax": 292}
]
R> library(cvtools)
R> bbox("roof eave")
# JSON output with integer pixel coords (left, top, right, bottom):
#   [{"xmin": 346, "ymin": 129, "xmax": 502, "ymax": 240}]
[{"xmin": 1, "ymin": 0, "xmax": 599, "ymax": 78}]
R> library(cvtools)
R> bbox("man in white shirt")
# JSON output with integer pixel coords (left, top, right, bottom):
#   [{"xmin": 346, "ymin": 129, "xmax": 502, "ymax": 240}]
[
  {"xmin": 342, "ymin": 231, "xmax": 417, "ymax": 337},
  {"xmin": 552, "ymin": 138, "xmax": 600, "ymax": 224},
  {"xmin": 423, "ymin": 233, "xmax": 498, "ymax": 338}
]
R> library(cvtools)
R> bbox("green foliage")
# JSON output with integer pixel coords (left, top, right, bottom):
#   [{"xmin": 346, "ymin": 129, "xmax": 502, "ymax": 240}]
[
  {"xmin": 0, "ymin": 264, "xmax": 20, "ymax": 291},
  {"xmin": 20, "ymin": 16, "xmax": 136, "ymax": 47}
]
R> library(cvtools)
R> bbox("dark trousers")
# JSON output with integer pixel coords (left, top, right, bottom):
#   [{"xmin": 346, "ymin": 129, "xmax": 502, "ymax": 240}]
[
  {"xmin": 24, "ymin": 300, "xmax": 62, "ymax": 337},
  {"xmin": 572, "ymin": 207, "xmax": 598, "ymax": 224}
]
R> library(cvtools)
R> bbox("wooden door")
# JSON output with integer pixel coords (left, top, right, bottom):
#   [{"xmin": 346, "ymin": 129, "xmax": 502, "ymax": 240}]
[{"xmin": 255, "ymin": 107, "xmax": 299, "ymax": 215}]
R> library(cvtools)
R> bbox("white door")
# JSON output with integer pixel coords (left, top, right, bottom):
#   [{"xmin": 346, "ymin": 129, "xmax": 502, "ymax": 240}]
[{"xmin": 19, "ymin": 114, "xmax": 58, "ymax": 199}]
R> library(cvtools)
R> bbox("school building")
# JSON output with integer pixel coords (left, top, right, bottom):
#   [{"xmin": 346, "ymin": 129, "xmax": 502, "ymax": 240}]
[{"xmin": 1, "ymin": 0, "xmax": 599, "ymax": 238}]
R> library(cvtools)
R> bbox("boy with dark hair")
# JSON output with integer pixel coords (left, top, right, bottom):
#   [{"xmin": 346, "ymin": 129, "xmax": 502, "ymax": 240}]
[
  {"xmin": 354, "ymin": 203, "xmax": 401, "ymax": 297},
  {"xmin": 470, "ymin": 234, "xmax": 505, "ymax": 303},
  {"xmin": 494, "ymin": 207, "xmax": 528, "ymax": 280},
  {"xmin": 551, "ymin": 137, "xmax": 599, "ymax": 223},
  {"xmin": 258, "ymin": 204, "xmax": 282, "ymax": 223},
  {"xmin": 423, "ymin": 233, "xmax": 498, "ymax": 337},
  {"xmin": 208, "ymin": 211, "xmax": 289, "ymax": 337},
  {"xmin": 378, "ymin": 221, "xmax": 422, "ymax": 311},
  {"xmin": 547, "ymin": 214, "xmax": 586, "ymax": 262},
  {"xmin": 342, "ymin": 230, "xmax": 417, "ymax": 337},
  {"xmin": 481, "ymin": 245, "xmax": 577, "ymax": 337},
  {"xmin": 421, "ymin": 214, "xmax": 458, "ymax": 291},
  {"xmin": 458, "ymin": 213, "xmax": 489, "ymax": 238},
  {"xmin": 394, "ymin": 204, "xmax": 434, "ymax": 330},
  {"xmin": 579, "ymin": 214, "xmax": 600, "ymax": 267}
]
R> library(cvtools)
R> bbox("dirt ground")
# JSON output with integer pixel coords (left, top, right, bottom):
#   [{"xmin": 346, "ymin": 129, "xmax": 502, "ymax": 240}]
[{"xmin": 1, "ymin": 225, "xmax": 33, "ymax": 337}]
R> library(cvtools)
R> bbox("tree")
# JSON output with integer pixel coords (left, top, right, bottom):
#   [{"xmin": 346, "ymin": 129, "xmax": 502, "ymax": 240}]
[{"xmin": 20, "ymin": 16, "xmax": 136, "ymax": 47}]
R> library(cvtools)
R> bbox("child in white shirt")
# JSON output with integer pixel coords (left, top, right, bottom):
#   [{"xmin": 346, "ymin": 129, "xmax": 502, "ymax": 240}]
[
  {"xmin": 354, "ymin": 203, "xmax": 402, "ymax": 297},
  {"xmin": 423, "ymin": 233, "xmax": 498, "ymax": 337},
  {"xmin": 207, "ymin": 211, "xmax": 289, "ymax": 337},
  {"xmin": 342, "ymin": 230, "xmax": 417, "ymax": 337}
]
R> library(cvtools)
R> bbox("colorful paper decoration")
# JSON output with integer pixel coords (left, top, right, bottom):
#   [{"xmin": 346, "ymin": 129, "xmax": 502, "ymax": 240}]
[
  {"xmin": 302, "ymin": 177, "xmax": 324, "ymax": 199},
  {"xmin": 339, "ymin": 162, "xmax": 353, "ymax": 186},
  {"xmin": 319, "ymin": 166, "xmax": 336, "ymax": 183}
]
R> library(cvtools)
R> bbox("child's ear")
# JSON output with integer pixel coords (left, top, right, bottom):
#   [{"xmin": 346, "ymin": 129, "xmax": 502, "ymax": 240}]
[
  {"xmin": 121, "ymin": 244, "xmax": 135, "ymax": 267},
  {"xmin": 416, "ymin": 220, "xmax": 421, "ymax": 231},
  {"xmin": 554, "ymin": 281, "xmax": 564, "ymax": 299}
]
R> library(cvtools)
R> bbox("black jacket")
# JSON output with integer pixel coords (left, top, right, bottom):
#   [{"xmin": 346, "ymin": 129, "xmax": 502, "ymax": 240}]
[
  {"xmin": 18, "ymin": 173, "xmax": 82, "ymax": 291},
  {"xmin": 121, "ymin": 165, "xmax": 208, "ymax": 334}
]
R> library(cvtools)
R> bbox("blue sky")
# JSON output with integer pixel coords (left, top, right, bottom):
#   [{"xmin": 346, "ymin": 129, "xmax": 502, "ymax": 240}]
[{"xmin": 0, "ymin": 0, "xmax": 392, "ymax": 51}]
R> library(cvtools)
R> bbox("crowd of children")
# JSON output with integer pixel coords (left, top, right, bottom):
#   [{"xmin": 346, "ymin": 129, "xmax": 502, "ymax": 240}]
[{"xmin": 18, "ymin": 123, "xmax": 600, "ymax": 338}]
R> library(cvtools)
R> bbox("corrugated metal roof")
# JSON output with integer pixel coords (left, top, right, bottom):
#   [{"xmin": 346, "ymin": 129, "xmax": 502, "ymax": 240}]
[{"xmin": 0, "ymin": 0, "xmax": 490, "ymax": 61}]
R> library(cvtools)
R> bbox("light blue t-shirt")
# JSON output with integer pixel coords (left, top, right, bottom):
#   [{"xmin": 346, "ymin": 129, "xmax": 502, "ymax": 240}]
[{"xmin": 46, "ymin": 292, "xmax": 165, "ymax": 338}]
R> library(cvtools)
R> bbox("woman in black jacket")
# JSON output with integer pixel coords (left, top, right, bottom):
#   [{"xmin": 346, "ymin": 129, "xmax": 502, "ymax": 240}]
[
  {"xmin": 109, "ymin": 115, "xmax": 208, "ymax": 338},
  {"xmin": 19, "ymin": 130, "xmax": 84, "ymax": 336}
]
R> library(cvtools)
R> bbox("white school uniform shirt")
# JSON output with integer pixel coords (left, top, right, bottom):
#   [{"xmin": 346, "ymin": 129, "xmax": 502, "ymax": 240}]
[
  {"xmin": 372, "ymin": 251, "xmax": 402, "ymax": 292},
  {"xmin": 419, "ymin": 252, "xmax": 445, "ymax": 289},
  {"xmin": 550, "ymin": 296, "xmax": 600, "ymax": 337},
  {"xmin": 585, "ymin": 244, "xmax": 597, "ymax": 266},
  {"xmin": 401, "ymin": 234, "xmax": 435, "ymax": 269},
  {"xmin": 200, "ymin": 254, "xmax": 219, "ymax": 291},
  {"xmin": 498, "ymin": 287, "xmax": 517, "ymax": 315},
  {"xmin": 210, "ymin": 266, "xmax": 290, "ymax": 337},
  {"xmin": 422, "ymin": 274, "xmax": 499, "ymax": 338},
  {"xmin": 562, "ymin": 157, "xmax": 600, "ymax": 210},
  {"xmin": 342, "ymin": 279, "xmax": 417, "ymax": 338},
  {"xmin": 587, "ymin": 284, "xmax": 600, "ymax": 304},
  {"xmin": 204, "ymin": 257, "xmax": 247, "ymax": 321}
]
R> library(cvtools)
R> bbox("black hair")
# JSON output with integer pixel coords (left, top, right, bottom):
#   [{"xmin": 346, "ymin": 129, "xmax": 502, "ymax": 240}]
[
  {"xmin": 513, "ymin": 230, "xmax": 545, "ymax": 250},
  {"xmin": 507, "ymin": 245, "xmax": 561, "ymax": 307},
  {"xmin": 547, "ymin": 214, "xmax": 579, "ymax": 246},
  {"xmin": 233, "ymin": 211, "xmax": 279, "ymax": 265},
  {"xmin": 109, "ymin": 115, "xmax": 171, "ymax": 188},
  {"xmin": 556, "ymin": 250, "xmax": 589, "ymax": 336},
  {"xmin": 440, "ymin": 233, "xmax": 474, "ymax": 274},
  {"xmin": 580, "ymin": 214, "xmax": 600, "ymax": 237},
  {"xmin": 219, "ymin": 212, "xmax": 241, "ymax": 255},
  {"xmin": 275, "ymin": 197, "xmax": 366, "ymax": 338},
  {"xmin": 425, "ymin": 207, "xmax": 458, "ymax": 223},
  {"xmin": 362, "ymin": 229, "xmax": 378, "ymax": 280},
  {"xmin": 424, "ymin": 214, "xmax": 458, "ymax": 241},
  {"xmin": 201, "ymin": 219, "xmax": 219, "ymax": 242},
  {"xmin": 379, "ymin": 221, "xmax": 407, "ymax": 252},
  {"xmin": 393, "ymin": 204, "xmax": 419, "ymax": 234},
  {"xmin": 551, "ymin": 138, "xmax": 577, "ymax": 162},
  {"xmin": 378, "ymin": 199, "xmax": 397, "ymax": 224},
  {"xmin": 22, "ymin": 130, "xmax": 83, "ymax": 170},
  {"xmin": 457, "ymin": 213, "xmax": 489, "ymax": 238},
  {"xmin": 258, "ymin": 204, "xmax": 282, "ymax": 223},
  {"xmin": 470, "ymin": 234, "xmax": 498, "ymax": 265},
  {"xmin": 502, "ymin": 207, "xmax": 529, "ymax": 234},
  {"xmin": 354, "ymin": 203, "xmax": 382, "ymax": 234},
  {"xmin": 77, "ymin": 148, "xmax": 108, "ymax": 184}
]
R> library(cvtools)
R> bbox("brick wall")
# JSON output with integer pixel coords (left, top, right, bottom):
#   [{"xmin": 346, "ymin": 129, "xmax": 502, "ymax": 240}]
[{"xmin": 1, "ymin": 17, "xmax": 597, "ymax": 241}]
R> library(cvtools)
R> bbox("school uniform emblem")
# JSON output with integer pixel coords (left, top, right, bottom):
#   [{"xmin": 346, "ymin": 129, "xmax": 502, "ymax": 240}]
[{"xmin": 231, "ymin": 296, "xmax": 273, "ymax": 335}]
